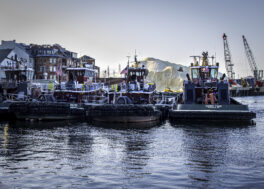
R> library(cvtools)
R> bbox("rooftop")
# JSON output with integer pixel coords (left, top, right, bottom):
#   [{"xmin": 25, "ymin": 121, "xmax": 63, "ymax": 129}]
[{"xmin": 0, "ymin": 49, "xmax": 12, "ymax": 63}]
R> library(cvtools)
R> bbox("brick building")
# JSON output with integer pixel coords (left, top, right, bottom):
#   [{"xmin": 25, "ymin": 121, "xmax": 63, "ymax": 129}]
[
  {"xmin": 80, "ymin": 55, "xmax": 100, "ymax": 78},
  {"xmin": 0, "ymin": 40, "xmax": 100, "ymax": 82},
  {"xmin": 30, "ymin": 44, "xmax": 80, "ymax": 81},
  {"xmin": 30, "ymin": 45, "xmax": 64, "ymax": 80}
]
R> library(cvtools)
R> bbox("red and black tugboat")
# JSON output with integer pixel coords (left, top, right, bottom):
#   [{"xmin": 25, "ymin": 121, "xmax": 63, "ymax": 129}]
[
  {"xmin": 107, "ymin": 55, "xmax": 155, "ymax": 105},
  {"xmin": 0, "ymin": 59, "xmax": 34, "ymax": 119},
  {"xmin": 9, "ymin": 64, "xmax": 103, "ymax": 121},
  {"xmin": 54, "ymin": 65, "xmax": 103, "ymax": 103},
  {"xmin": 85, "ymin": 55, "xmax": 161, "ymax": 123},
  {"xmin": 169, "ymin": 52, "xmax": 256, "ymax": 123}
]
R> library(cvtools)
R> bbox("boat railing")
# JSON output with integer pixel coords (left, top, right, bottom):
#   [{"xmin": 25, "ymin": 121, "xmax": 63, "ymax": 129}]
[
  {"xmin": 1, "ymin": 81, "xmax": 18, "ymax": 89},
  {"xmin": 82, "ymin": 95, "xmax": 107, "ymax": 104},
  {"xmin": 58, "ymin": 83, "xmax": 103, "ymax": 92},
  {"xmin": 4, "ymin": 93, "xmax": 31, "ymax": 102}
]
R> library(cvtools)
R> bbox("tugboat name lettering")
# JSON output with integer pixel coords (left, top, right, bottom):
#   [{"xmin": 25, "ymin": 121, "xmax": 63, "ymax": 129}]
[{"xmin": 205, "ymin": 105, "xmax": 222, "ymax": 109}]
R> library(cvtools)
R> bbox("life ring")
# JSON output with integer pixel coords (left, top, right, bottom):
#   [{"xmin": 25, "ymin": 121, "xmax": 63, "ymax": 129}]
[
  {"xmin": 117, "ymin": 96, "xmax": 132, "ymax": 104},
  {"xmin": 117, "ymin": 96, "xmax": 126, "ymax": 104}
]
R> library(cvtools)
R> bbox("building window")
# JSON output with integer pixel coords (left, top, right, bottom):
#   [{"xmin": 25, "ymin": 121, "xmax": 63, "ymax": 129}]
[
  {"xmin": 53, "ymin": 66, "xmax": 56, "ymax": 72},
  {"xmin": 50, "ymin": 58, "xmax": 52, "ymax": 63},
  {"xmin": 40, "ymin": 66, "xmax": 42, "ymax": 72},
  {"xmin": 53, "ymin": 58, "xmax": 56, "ymax": 64}
]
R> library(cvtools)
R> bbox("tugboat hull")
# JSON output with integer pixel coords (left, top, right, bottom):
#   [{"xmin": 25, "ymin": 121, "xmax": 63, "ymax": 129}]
[
  {"xmin": 93, "ymin": 115, "xmax": 159, "ymax": 123},
  {"xmin": 85, "ymin": 104, "xmax": 162, "ymax": 123},
  {"xmin": 14, "ymin": 114, "xmax": 81, "ymax": 121},
  {"xmin": 169, "ymin": 104, "xmax": 256, "ymax": 121},
  {"xmin": 9, "ymin": 102, "xmax": 84, "ymax": 121}
]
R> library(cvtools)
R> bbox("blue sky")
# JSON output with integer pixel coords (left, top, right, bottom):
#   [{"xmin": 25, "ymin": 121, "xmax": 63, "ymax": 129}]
[{"xmin": 0, "ymin": 0, "xmax": 263, "ymax": 77}]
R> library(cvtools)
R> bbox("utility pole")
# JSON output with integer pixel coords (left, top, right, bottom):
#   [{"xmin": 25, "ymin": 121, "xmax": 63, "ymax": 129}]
[
  {"xmin": 107, "ymin": 66, "xmax": 110, "ymax": 78},
  {"xmin": 118, "ymin": 64, "xmax": 121, "ymax": 74}
]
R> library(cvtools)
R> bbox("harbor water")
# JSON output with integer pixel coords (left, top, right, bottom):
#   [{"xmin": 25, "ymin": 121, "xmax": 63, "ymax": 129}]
[{"xmin": 0, "ymin": 96, "xmax": 264, "ymax": 188}]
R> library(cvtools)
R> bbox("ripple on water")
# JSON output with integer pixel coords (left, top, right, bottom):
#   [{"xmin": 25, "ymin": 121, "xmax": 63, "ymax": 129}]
[{"xmin": 0, "ymin": 96, "xmax": 264, "ymax": 188}]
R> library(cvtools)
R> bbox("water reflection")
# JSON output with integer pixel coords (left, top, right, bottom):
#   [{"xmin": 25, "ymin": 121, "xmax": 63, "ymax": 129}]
[
  {"xmin": 0, "ymin": 121, "xmax": 94, "ymax": 168},
  {"xmin": 170, "ymin": 121, "xmax": 254, "ymax": 188},
  {"xmin": 91, "ymin": 121, "xmax": 154, "ymax": 180},
  {"xmin": 3, "ymin": 123, "xmax": 8, "ymax": 150},
  {"xmin": 0, "ymin": 96, "xmax": 263, "ymax": 189},
  {"xmin": 92, "ymin": 120, "xmax": 161, "ymax": 130},
  {"xmin": 182, "ymin": 127, "xmax": 228, "ymax": 184},
  {"xmin": 121, "ymin": 129, "xmax": 152, "ymax": 179}
]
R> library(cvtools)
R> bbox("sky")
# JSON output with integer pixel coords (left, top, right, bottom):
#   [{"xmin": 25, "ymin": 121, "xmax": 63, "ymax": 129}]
[{"xmin": 0, "ymin": 0, "xmax": 263, "ymax": 77}]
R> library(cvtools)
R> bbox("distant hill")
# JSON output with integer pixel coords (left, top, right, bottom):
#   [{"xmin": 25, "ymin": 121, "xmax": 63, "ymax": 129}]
[
  {"xmin": 102, "ymin": 57, "xmax": 190, "ymax": 91},
  {"xmin": 139, "ymin": 57, "xmax": 189, "ymax": 91}
]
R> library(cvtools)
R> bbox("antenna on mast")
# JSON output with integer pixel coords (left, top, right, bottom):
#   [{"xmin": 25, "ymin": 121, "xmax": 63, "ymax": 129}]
[
  {"xmin": 190, "ymin": 56, "xmax": 201, "ymax": 66},
  {"xmin": 134, "ymin": 49, "xmax": 138, "ymax": 63},
  {"xmin": 215, "ymin": 52, "xmax": 217, "ymax": 64},
  {"xmin": 209, "ymin": 55, "xmax": 215, "ymax": 66},
  {"xmin": 127, "ymin": 56, "xmax": 130, "ymax": 68}
]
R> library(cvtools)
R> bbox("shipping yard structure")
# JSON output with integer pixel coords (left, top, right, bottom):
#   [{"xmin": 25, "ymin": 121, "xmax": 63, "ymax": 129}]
[{"xmin": 222, "ymin": 34, "xmax": 264, "ymax": 96}]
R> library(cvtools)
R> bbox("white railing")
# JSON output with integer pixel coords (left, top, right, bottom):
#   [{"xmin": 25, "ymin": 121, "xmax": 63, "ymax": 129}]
[
  {"xmin": 82, "ymin": 95, "xmax": 107, "ymax": 104},
  {"xmin": 4, "ymin": 93, "xmax": 31, "ymax": 101}
]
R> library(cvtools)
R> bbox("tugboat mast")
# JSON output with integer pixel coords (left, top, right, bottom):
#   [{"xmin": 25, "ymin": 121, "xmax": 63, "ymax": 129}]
[{"xmin": 127, "ymin": 55, "xmax": 130, "ymax": 68}]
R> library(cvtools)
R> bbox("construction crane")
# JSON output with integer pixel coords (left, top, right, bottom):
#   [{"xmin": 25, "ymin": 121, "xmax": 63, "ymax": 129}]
[
  {"xmin": 242, "ymin": 35, "xmax": 263, "ymax": 86},
  {"xmin": 223, "ymin": 33, "xmax": 235, "ymax": 79}
]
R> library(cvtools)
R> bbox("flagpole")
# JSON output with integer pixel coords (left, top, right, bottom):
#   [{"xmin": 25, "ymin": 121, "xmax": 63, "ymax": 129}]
[{"xmin": 127, "ymin": 56, "xmax": 130, "ymax": 68}]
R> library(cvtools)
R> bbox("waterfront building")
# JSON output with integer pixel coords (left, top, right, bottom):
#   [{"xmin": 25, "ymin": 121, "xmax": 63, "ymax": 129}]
[
  {"xmin": 0, "ymin": 40, "xmax": 34, "ymax": 81},
  {"xmin": 30, "ymin": 44, "xmax": 64, "ymax": 81},
  {"xmin": 30, "ymin": 44, "xmax": 81, "ymax": 82},
  {"xmin": 53, "ymin": 44, "xmax": 79, "ymax": 81},
  {"xmin": 0, "ymin": 40, "xmax": 100, "ymax": 83},
  {"xmin": 80, "ymin": 55, "xmax": 100, "ymax": 78}
]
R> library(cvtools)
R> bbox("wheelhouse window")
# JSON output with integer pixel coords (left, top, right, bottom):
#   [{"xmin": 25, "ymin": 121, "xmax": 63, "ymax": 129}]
[
  {"xmin": 210, "ymin": 68, "xmax": 218, "ymax": 79},
  {"xmin": 136, "ymin": 71, "xmax": 141, "ymax": 76},
  {"xmin": 129, "ymin": 71, "xmax": 135, "ymax": 76},
  {"xmin": 85, "ymin": 70, "xmax": 94, "ymax": 77},
  {"xmin": 191, "ymin": 68, "xmax": 199, "ymax": 79}
]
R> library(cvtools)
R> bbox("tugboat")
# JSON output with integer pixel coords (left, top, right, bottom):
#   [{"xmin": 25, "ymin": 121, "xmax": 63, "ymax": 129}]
[
  {"xmin": 54, "ymin": 64, "xmax": 103, "ymax": 103},
  {"xmin": 169, "ymin": 52, "xmax": 256, "ymax": 123},
  {"xmin": 85, "ymin": 54, "xmax": 161, "ymax": 123},
  {"xmin": 0, "ymin": 59, "xmax": 34, "ymax": 119},
  {"xmin": 9, "ymin": 63, "xmax": 103, "ymax": 121}
]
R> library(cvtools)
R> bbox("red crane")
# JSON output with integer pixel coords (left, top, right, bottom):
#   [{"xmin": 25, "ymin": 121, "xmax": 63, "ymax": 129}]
[
  {"xmin": 242, "ymin": 35, "xmax": 263, "ymax": 87},
  {"xmin": 223, "ymin": 33, "xmax": 236, "ymax": 85},
  {"xmin": 223, "ymin": 33, "xmax": 235, "ymax": 79}
]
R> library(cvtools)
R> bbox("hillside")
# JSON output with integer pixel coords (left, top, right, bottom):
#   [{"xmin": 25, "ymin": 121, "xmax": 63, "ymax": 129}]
[{"xmin": 139, "ymin": 57, "xmax": 189, "ymax": 91}]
